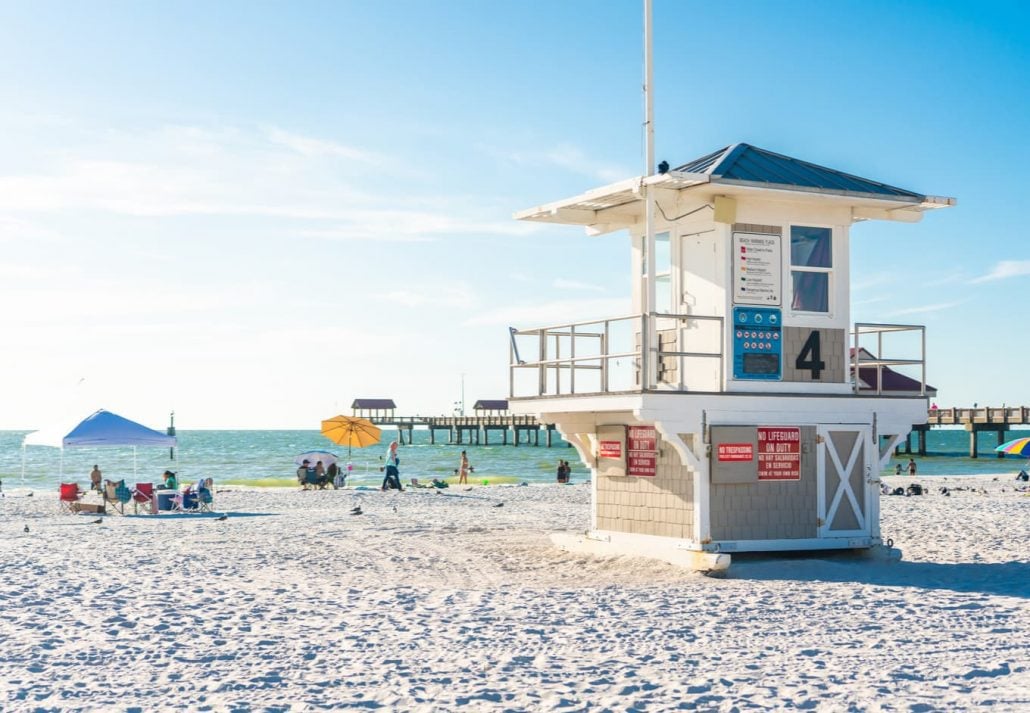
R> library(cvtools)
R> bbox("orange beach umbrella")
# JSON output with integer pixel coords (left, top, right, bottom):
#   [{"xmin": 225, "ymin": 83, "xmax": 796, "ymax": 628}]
[{"xmin": 320, "ymin": 415, "xmax": 382, "ymax": 458}]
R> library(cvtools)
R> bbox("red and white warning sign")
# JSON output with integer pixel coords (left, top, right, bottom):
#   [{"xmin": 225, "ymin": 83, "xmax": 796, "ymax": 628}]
[
  {"xmin": 599, "ymin": 440, "xmax": 622, "ymax": 459},
  {"xmin": 717, "ymin": 443, "xmax": 754, "ymax": 462},
  {"xmin": 757, "ymin": 427, "xmax": 801, "ymax": 480}
]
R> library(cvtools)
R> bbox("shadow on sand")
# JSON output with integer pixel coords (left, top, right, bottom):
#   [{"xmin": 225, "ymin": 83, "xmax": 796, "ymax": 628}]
[{"xmin": 727, "ymin": 552, "xmax": 1030, "ymax": 599}]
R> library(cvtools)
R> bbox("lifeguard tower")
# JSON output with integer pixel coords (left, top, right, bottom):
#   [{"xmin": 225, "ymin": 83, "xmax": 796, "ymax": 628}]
[{"xmin": 508, "ymin": 142, "xmax": 954, "ymax": 571}]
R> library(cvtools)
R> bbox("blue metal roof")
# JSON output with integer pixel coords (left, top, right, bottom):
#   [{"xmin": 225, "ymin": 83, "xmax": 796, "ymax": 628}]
[{"xmin": 674, "ymin": 144, "xmax": 924, "ymax": 200}]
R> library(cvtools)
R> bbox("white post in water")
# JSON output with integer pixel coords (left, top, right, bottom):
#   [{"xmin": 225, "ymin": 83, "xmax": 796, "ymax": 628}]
[{"xmin": 642, "ymin": 0, "xmax": 657, "ymax": 389}]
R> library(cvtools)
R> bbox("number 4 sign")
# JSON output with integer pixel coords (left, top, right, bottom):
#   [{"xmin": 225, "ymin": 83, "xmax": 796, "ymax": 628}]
[{"xmin": 795, "ymin": 330, "xmax": 826, "ymax": 379}]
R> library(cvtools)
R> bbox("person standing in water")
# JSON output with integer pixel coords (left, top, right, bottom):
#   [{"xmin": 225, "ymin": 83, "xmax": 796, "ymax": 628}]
[{"xmin": 458, "ymin": 450, "xmax": 470, "ymax": 485}]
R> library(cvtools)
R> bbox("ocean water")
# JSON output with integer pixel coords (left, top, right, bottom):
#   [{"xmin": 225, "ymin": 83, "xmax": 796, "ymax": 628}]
[
  {"xmin": 2, "ymin": 427, "xmax": 1027, "ymax": 492},
  {"xmin": 0, "ymin": 428, "xmax": 576, "ymax": 491}
]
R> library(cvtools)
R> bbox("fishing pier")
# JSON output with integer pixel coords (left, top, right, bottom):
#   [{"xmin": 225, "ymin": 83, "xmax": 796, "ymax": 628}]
[
  {"xmin": 914, "ymin": 406, "xmax": 1030, "ymax": 458},
  {"xmin": 351, "ymin": 399, "xmax": 562, "ymax": 447}
]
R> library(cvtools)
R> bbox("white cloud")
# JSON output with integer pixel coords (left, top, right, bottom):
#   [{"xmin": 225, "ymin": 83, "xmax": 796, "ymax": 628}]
[
  {"xmin": 381, "ymin": 284, "xmax": 475, "ymax": 308},
  {"xmin": 850, "ymin": 272, "xmax": 896, "ymax": 291},
  {"xmin": 553, "ymin": 278, "xmax": 605, "ymax": 292},
  {"xmin": 484, "ymin": 142, "xmax": 630, "ymax": 183},
  {"xmin": 970, "ymin": 260, "xmax": 1030, "ymax": 284},
  {"xmin": 264, "ymin": 126, "xmax": 379, "ymax": 162},
  {"xmin": 883, "ymin": 300, "xmax": 964, "ymax": 317},
  {"xmin": 463, "ymin": 297, "xmax": 630, "ymax": 327},
  {"xmin": 0, "ymin": 123, "xmax": 535, "ymax": 243}
]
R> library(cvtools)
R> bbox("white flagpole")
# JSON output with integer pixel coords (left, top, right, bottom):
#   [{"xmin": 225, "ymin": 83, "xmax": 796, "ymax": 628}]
[{"xmin": 643, "ymin": 0, "xmax": 657, "ymax": 389}]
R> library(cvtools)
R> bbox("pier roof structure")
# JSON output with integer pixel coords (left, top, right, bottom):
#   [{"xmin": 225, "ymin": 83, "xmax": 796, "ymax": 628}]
[
  {"xmin": 515, "ymin": 143, "xmax": 955, "ymax": 235},
  {"xmin": 473, "ymin": 400, "xmax": 509, "ymax": 411},
  {"xmin": 351, "ymin": 399, "xmax": 396, "ymax": 410}
]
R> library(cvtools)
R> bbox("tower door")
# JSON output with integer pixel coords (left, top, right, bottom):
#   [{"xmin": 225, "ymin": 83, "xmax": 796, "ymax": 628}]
[
  {"xmin": 816, "ymin": 425, "xmax": 873, "ymax": 538},
  {"xmin": 677, "ymin": 230, "xmax": 721, "ymax": 391}
]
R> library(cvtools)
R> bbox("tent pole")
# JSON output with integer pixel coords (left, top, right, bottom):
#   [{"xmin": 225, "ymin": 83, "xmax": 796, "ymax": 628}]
[{"xmin": 133, "ymin": 446, "xmax": 137, "ymax": 479}]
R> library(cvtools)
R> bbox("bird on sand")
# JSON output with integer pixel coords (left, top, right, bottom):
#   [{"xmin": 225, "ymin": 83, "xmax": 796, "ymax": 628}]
[
  {"xmin": 350, "ymin": 505, "xmax": 363, "ymax": 515},
  {"xmin": 23, "ymin": 525, "xmax": 29, "ymax": 533},
  {"xmin": 216, "ymin": 514, "xmax": 228, "ymax": 521},
  {"xmin": 92, "ymin": 519, "xmax": 102, "ymax": 524},
  {"xmin": 492, "ymin": 502, "xmax": 504, "ymax": 508}
]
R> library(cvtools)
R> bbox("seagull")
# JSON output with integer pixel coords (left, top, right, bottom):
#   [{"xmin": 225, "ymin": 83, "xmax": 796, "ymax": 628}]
[
  {"xmin": 24, "ymin": 525, "xmax": 30, "ymax": 533},
  {"xmin": 492, "ymin": 502, "xmax": 504, "ymax": 508},
  {"xmin": 350, "ymin": 506, "xmax": 363, "ymax": 516},
  {"xmin": 92, "ymin": 518, "xmax": 103, "ymax": 524},
  {"xmin": 216, "ymin": 514, "xmax": 228, "ymax": 521}
]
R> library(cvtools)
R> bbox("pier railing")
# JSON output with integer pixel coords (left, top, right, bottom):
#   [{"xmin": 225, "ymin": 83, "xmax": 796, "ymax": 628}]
[
  {"xmin": 508, "ymin": 312, "xmax": 724, "ymax": 398},
  {"xmin": 851, "ymin": 323, "xmax": 927, "ymax": 396}
]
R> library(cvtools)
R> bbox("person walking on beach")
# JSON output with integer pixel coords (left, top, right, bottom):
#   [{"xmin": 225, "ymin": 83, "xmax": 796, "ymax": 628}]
[
  {"xmin": 381, "ymin": 441, "xmax": 402, "ymax": 491},
  {"xmin": 908, "ymin": 458, "xmax": 917, "ymax": 476},
  {"xmin": 458, "ymin": 450, "xmax": 470, "ymax": 485},
  {"xmin": 90, "ymin": 465, "xmax": 102, "ymax": 493}
]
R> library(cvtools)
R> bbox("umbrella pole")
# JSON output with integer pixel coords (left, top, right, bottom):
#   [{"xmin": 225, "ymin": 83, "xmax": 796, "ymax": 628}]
[{"xmin": 133, "ymin": 446, "xmax": 137, "ymax": 479}]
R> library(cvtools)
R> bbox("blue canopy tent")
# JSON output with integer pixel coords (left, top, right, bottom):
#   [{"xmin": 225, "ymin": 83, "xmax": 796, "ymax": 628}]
[
  {"xmin": 63, "ymin": 409, "xmax": 177, "ymax": 479},
  {"xmin": 21, "ymin": 409, "xmax": 177, "ymax": 482}
]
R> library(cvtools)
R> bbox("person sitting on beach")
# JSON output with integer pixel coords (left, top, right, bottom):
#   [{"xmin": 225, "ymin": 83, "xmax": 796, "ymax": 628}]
[
  {"xmin": 314, "ymin": 460, "xmax": 327, "ymax": 489},
  {"xmin": 90, "ymin": 465, "xmax": 102, "ymax": 493},
  {"xmin": 297, "ymin": 459, "xmax": 311, "ymax": 490},
  {"xmin": 158, "ymin": 470, "xmax": 178, "ymax": 490}
]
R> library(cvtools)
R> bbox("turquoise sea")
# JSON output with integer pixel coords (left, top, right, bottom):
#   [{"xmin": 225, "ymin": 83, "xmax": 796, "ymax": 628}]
[{"xmin": 2, "ymin": 427, "xmax": 1028, "ymax": 491}]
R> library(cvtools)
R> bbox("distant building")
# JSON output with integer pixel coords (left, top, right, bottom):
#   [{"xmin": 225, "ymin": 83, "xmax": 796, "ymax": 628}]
[{"xmin": 851, "ymin": 348, "xmax": 938, "ymax": 397}]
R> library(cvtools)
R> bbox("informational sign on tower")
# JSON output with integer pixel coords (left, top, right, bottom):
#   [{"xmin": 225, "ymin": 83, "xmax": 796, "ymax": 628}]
[
  {"xmin": 733, "ymin": 232, "xmax": 781, "ymax": 306},
  {"xmin": 757, "ymin": 427, "xmax": 801, "ymax": 480},
  {"xmin": 626, "ymin": 425, "xmax": 658, "ymax": 477}
]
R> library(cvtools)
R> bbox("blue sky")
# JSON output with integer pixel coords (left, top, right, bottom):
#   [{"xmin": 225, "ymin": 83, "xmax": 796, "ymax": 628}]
[{"xmin": 0, "ymin": 1, "xmax": 1027, "ymax": 428}]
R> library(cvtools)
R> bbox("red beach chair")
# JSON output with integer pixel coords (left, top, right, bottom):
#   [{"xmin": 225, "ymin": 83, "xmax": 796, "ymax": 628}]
[
  {"xmin": 58, "ymin": 483, "xmax": 83, "ymax": 514},
  {"xmin": 132, "ymin": 482, "xmax": 155, "ymax": 514}
]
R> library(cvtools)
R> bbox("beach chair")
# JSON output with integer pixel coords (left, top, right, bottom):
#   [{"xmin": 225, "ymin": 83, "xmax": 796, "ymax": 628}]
[
  {"xmin": 304, "ymin": 470, "xmax": 322, "ymax": 489},
  {"xmin": 58, "ymin": 483, "xmax": 83, "ymax": 514},
  {"xmin": 132, "ymin": 482, "xmax": 155, "ymax": 514},
  {"xmin": 104, "ymin": 480, "xmax": 133, "ymax": 515},
  {"xmin": 196, "ymin": 486, "xmax": 214, "ymax": 513}
]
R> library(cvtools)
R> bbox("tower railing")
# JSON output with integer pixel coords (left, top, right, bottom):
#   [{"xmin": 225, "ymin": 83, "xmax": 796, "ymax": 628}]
[
  {"xmin": 851, "ymin": 323, "xmax": 927, "ymax": 396},
  {"xmin": 508, "ymin": 312, "xmax": 724, "ymax": 398}
]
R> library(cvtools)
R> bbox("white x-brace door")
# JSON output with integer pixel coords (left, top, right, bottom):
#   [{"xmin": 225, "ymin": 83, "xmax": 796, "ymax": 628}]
[{"xmin": 816, "ymin": 425, "xmax": 873, "ymax": 538}]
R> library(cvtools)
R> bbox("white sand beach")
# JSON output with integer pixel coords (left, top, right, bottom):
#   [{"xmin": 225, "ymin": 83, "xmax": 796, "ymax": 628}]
[{"xmin": 0, "ymin": 475, "xmax": 1027, "ymax": 711}]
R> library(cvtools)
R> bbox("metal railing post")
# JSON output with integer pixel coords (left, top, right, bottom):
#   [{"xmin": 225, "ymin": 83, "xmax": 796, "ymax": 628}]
[
  {"xmin": 640, "ymin": 313, "xmax": 649, "ymax": 390},
  {"xmin": 602, "ymin": 319, "xmax": 610, "ymax": 393},
  {"xmin": 921, "ymin": 326, "xmax": 926, "ymax": 396},
  {"xmin": 570, "ymin": 324, "xmax": 576, "ymax": 394},
  {"xmin": 537, "ymin": 330, "xmax": 546, "ymax": 397}
]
